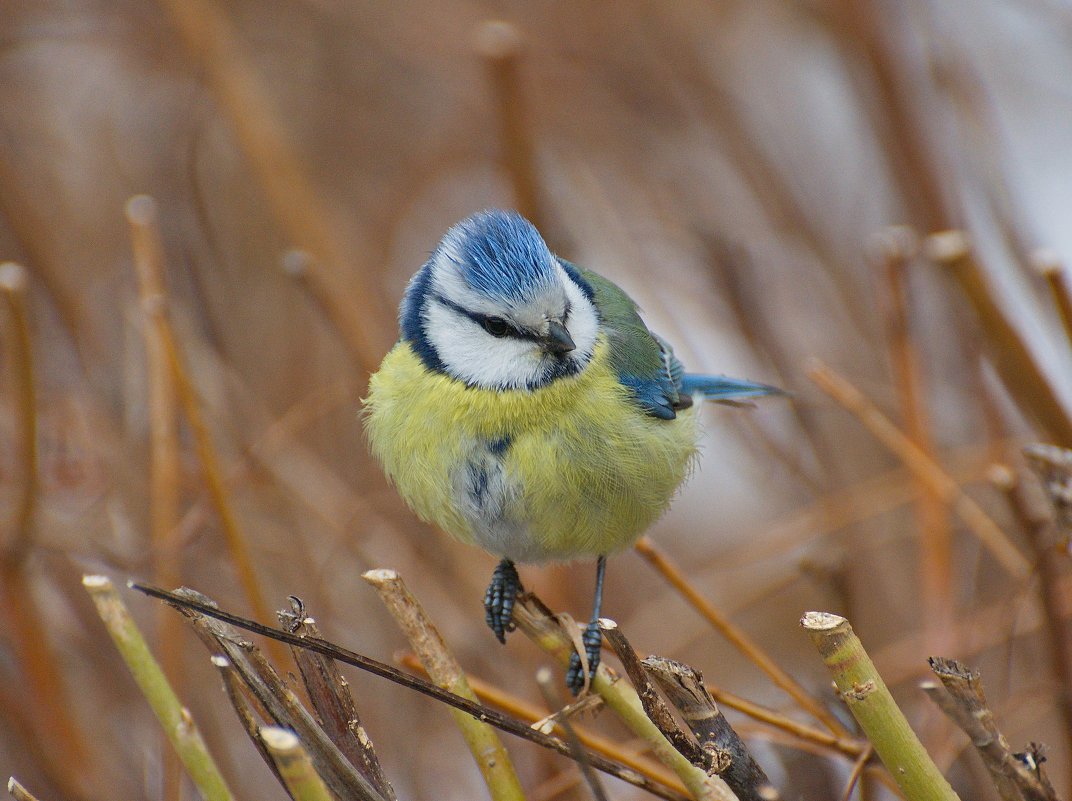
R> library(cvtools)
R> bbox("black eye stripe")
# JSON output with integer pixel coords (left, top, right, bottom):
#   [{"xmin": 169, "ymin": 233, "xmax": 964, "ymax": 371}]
[{"xmin": 432, "ymin": 293, "xmax": 539, "ymax": 341}]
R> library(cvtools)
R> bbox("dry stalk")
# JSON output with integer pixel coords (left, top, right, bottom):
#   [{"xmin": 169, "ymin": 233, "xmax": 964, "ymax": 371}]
[
  {"xmin": 210, "ymin": 655, "xmax": 287, "ymax": 790},
  {"xmin": 642, "ymin": 657, "xmax": 780, "ymax": 801},
  {"xmin": 924, "ymin": 657, "xmax": 1059, "ymax": 801},
  {"xmin": 172, "ymin": 589, "xmax": 388, "ymax": 801},
  {"xmin": 0, "ymin": 262, "xmax": 37, "ymax": 561},
  {"xmin": 136, "ymin": 583, "xmax": 690, "ymax": 801},
  {"xmin": 872, "ymin": 226, "xmax": 955, "ymax": 650},
  {"xmin": 1024, "ymin": 444, "xmax": 1072, "ymax": 539},
  {"xmin": 806, "ymin": 358, "xmax": 1031, "ymax": 580},
  {"xmin": 7, "ymin": 778, "xmax": 43, "ymax": 801},
  {"xmin": 988, "ymin": 463, "xmax": 1072, "ymax": 775},
  {"xmin": 1030, "ymin": 250, "xmax": 1072, "ymax": 351},
  {"xmin": 129, "ymin": 198, "xmax": 185, "ymax": 801},
  {"xmin": 924, "ymin": 230, "xmax": 1072, "ymax": 447},
  {"xmin": 633, "ymin": 536, "xmax": 849, "ymax": 737},
  {"xmin": 598, "ymin": 620, "xmax": 705, "ymax": 766},
  {"xmin": 362, "ymin": 569, "xmax": 523, "ymax": 801},
  {"xmin": 473, "ymin": 20, "xmax": 545, "ymax": 232},
  {"xmin": 0, "ymin": 263, "xmax": 89, "ymax": 793},
  {"xmin": 126, "ymin": 195, "xmax": 285, "ymax": 666},
  {"xmin": 801, "ymin": 611, "xmax": 960, "ymax": 801},
  {"xmin": 279, "ymin": 603, "xmax": 396, "ymax": 801}
]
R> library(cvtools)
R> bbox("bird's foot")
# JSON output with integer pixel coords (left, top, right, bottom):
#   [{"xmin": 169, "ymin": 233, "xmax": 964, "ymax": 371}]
[
  {"xmin": 565, "ymin": 619, "xmax": 603, "ymax": 695},
  {"xmin": 484, "ymin": 559, "xmax": 522, "ymax": 644}
]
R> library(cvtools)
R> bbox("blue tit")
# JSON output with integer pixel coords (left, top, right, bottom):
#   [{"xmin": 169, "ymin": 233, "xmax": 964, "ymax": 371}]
[{"xmin": 364, "ymin": 209, "xmax": 784, "ymax": 693}]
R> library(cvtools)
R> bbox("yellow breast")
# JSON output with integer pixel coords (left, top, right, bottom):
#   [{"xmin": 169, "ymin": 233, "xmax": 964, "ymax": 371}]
[{"xmin": 363, "ymin": 338, "xmax": 698, "ymax": 562}]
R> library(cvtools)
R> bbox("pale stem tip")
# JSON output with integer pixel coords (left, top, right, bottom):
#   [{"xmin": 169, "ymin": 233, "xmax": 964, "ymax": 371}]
[
  {"xmin": 281, "ymin": 249, "xmax": 311, "ymax": 277},
  {"xmin": 1029, "ymin": 248, "xmax": 1063, "ymax": 275},
  {"xmin": 984, "ymin": 463, "xmax": 1016, "ymax": 489},
  {"xmin": 82, "ymin": 574, "xmax": 111, "ymax": 589},
  {"xmin": 0, "ymin": 262, "xmax": 28, "ymax": 293},
  {"xmin": 596, "ymin": 618, "xmax": 618, "ymax": 630},
  {"xmin": 361, "ymin": 568, "xmax": 399, "ymax": 582},
  {"xmin": 800, "ymin": 611, "xmax": 846, "ymax": 630},
  {"xmin": 923, "ymin": 230, "xmax": 971, "ymax": 264},
  {"xmin": 474, "ymin": 19, "xmax": 523, "ymax": 59},
  {"xmin": 260, "ymin": 726, "xmax": 300, "ymax": 751},
  {"xmin": 125, "ymin": 194, "xmax": 158, "ymax": 225}
]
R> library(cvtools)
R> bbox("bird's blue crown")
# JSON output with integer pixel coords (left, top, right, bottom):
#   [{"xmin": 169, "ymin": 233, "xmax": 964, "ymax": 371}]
[{"xmin": 440, "ymin": 210, "xmax": 556, "ymax": 303}]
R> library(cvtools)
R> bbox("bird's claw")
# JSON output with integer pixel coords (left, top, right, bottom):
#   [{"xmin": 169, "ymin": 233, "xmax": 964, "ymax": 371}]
[
  {"xmin": 484, "ymin": 559, "xmax": 522, "ymax": 644},
  {"xmin": 565, "ymin": 619, "xmax": 603, "ymax": 695}
]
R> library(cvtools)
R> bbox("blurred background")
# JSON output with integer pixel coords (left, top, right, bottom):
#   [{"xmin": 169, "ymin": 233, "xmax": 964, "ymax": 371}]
[{"xmin": 2, "ymin": 1, "xmax": 1072, "ymax": 799}]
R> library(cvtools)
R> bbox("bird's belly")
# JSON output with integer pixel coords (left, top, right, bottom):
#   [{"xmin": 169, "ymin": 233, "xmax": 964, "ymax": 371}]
[
  {"xmin": 448, "ymin": 437, "xmax": 535, "ymax": 561},
  {"xmin": 364, "ymin": 341, "xmax": 699, "ymax": 563}
]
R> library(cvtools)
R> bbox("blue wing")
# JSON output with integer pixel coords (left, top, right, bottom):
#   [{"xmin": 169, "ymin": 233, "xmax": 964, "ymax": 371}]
[
  {"xmin": 654, "ymin": 334, "xmax": 785, "ymax": 413},
  {"xmin": 561, "ymin": 259, "xmax": 784, "ymax": 420}
]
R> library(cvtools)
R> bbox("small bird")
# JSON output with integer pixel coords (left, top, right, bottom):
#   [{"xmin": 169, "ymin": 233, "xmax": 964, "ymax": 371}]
[{"xmin": 364, "ymin": 210, "xmax": 783, "ymax": 693}]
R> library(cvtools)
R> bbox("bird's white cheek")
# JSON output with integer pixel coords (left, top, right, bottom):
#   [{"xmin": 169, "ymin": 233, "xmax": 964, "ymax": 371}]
[{"xmin": 425, "ymin": 302, "xmax": 544, "ymax": 389}]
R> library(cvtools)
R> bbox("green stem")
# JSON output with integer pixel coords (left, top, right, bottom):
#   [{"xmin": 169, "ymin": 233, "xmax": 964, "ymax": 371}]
[
  {"xmin": 801, "ymin": 611, "xmax": 960, "ymax": 801},
  {"xmin": 83, "ymin": 576, "xmax": 234, "ymax": 801}
]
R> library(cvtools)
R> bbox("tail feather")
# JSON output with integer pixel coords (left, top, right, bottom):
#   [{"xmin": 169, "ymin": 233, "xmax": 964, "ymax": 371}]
[{"xmin": 680, "ymin": 373, "xmax": 788, "ymax": 405}]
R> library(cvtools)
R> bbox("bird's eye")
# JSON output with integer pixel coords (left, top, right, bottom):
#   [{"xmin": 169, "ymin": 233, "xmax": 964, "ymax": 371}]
[{"xmin": 482, "ymin": 317, "xmax": 510, "ymax": 337}]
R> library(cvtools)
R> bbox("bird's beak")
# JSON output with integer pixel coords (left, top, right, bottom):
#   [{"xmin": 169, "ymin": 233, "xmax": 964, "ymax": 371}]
[{"xmin": 544, "ymin": 320, "xmax": 576, "ymax": 354}]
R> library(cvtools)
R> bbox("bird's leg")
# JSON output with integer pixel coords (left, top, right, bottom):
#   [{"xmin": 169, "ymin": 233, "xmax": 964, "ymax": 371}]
[
  {"xmin": 484, "ymin": 559, "xmax": 523, "ymax": 644},
  {"xmin": 566, "ymin": 555, "xmax": 607, "ymax": 695}
]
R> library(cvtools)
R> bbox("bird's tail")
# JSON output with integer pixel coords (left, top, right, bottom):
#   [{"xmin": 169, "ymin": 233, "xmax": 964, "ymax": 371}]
[{"xmin": 680, "ymin": 374, "xmax": 788, "ymax": 406}]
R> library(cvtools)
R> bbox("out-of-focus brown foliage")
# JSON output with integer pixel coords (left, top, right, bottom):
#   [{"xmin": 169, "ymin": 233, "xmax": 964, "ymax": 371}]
[{"xmin": 2, "ymin": 2, "xmax": 1072, "ymax": 800}]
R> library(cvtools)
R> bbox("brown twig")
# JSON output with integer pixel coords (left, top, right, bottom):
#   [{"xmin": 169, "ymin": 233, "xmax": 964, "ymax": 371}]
[
  {"xmin": 210, "ymin": 655, "xmax": 288, "ymax": 792},
  {"xmin": 0, "ymin": 264, "xmax": 89, "ymax": 793},
  {"xmin": 134, "ymin": 582, "xmax": 691, "ymax": 801},
  {"xmin": 130, "ymin": 198, "xmax": 185, "ymax": 801},
  {"xmin": 174, "ymin": 588, "xmax": 389, "ymax": 801},
  {"xmin": 806, "ymin": 358, "xmax": 1031, "ymax": 579},
  {"xmin": 989, "ymin": 463, "xmax": 1072, "ymax": 777},
  {"xmin": 1024, "ymin": 444, "xmax": 1072, "ymax": 540},
  {"xmin": 924, "ymin": 658, "xmax": 1059, "ymax": 801},
  {"xmin": 474, "ymin": 20, "xmax": 545, "ymax": 232},
  {"xmin": 643, "ymin": 657, "xmax": 779, "ymax": 801},
  {"xmin": 126, "ymin": 195, "xmax": 284, "ymax": 666},
  {"xmin": 633, "ymin": 536, "xmax": 850, "ymax": 737},
  {"xmin": 1031, "ymin": 249, "xmax": 1072, "ymax": 354},
  {"xmin": 0, "ymin": 263, "xmax": 37, "ymax": 561},
  {"xmin": 873, "ymin": 227, "xmax": 955, "ymax": 650},
  {"xmin": 924, "ymin": 230, "xmax": 1072, "ymax": 447},
  {"xmin": 838, "ymin": 745, "xmax": 874, "ymax": 801},
  {"xmin": 279, "ymin": 601, "xmax": 396, "ymax": 801},
  {"xmin": 598, "ymin": 619, "xmax": 704, "ymax": 765}
]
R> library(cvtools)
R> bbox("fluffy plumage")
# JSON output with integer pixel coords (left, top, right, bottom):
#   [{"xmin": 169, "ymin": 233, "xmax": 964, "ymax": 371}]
[{"xmin": 366, "ymin": 208, "xmax": 782, "ymax": 562}]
